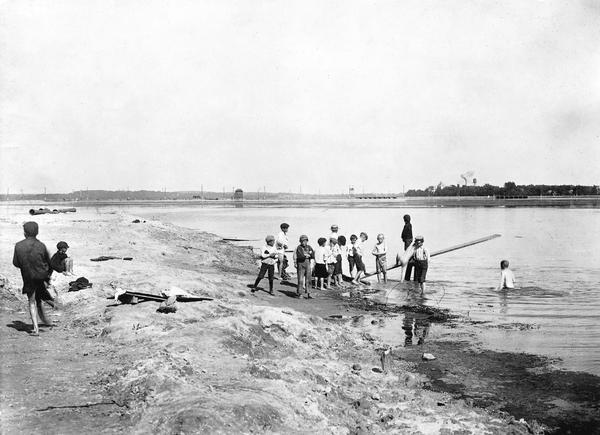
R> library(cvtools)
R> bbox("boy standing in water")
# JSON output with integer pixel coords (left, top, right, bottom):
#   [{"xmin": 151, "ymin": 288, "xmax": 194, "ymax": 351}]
[
  {"xmin": 402, "ymin": 214, "xmax": 414, "ymax": 281},
  {"xmin": 347, "ymin": 234, "xmax": 357, "ymax": 278},
  {"xmin": 412, "ymin": 235, "xmax": 429, "ymax": 294},
  {"xmin": 252, "ymin": 235, "xmax": 278, "ymax": 295},
  {"xmin": 497, "ymin": 260, "xmax": 516, "ymax": 290},
  {"xmin": 294, "ymin": 235, "xmax": 314, "ymax": 298},
  {"xmin": 372, "ymin": 233, "xmax": 387, "ymax": 283}
]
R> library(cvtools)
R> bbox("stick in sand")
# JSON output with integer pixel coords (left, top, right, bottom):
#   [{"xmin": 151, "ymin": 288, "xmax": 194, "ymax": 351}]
[
  {"xmin": 364, "ymin": 234, "xmax": 501, "ymax": 278},
  {"xmin": 222, "ymin": 238, "xmax": 260, "ymax": 242}
]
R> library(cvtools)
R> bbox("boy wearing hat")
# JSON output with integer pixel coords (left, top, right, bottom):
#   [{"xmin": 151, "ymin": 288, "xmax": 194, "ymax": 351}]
[
  {"xmin": 412, "ymin": 235, "xmax": 429, "ymax": 294},
  {"xmin": 252, "ymin": 235, "xmax": 278, "ymax": 295},
  {"xmin": 50, "ymin": 241, "xmax": 74, "ymax": 275},
  {"xmin": 293, "ymin": 235, "xmax": 314, "ymax": 298}
]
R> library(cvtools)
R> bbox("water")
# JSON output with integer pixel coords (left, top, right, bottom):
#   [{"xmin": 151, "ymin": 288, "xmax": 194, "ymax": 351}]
[{"xmin": 9, "ymin": 203, "xmax": 599, "ymax": 374}]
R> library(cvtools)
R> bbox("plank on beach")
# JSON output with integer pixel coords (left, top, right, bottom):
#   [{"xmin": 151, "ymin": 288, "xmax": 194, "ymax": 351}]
[{"xmin": 364, "ymin": 233, "xmax": 501, "ymax": 278}]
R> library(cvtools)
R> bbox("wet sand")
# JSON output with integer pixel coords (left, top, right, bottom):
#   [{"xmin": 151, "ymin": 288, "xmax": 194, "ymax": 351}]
[{"xmin": 0, "ymin": 208, "xmax": 598, "ymax": 434}]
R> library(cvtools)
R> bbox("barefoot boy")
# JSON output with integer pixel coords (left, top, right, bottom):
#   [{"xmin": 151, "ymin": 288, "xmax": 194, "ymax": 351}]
[
  {"xmin": 50, "ymin": 241, "xmax": 74, "ymax": 275},
  {"xmin": 412, "ymin": 235, "xmax": 429, "ymax": 294},
  {"xmin": 352, "ymin": 232, "xmax": 368, "ymax": 284},
  {"xmin": 372, "ymin": 233, "xmax": 387, "ymax": 283},
  {"xmin": 12, "ymin": 222, "xmax": 53, "ymax": 336}
]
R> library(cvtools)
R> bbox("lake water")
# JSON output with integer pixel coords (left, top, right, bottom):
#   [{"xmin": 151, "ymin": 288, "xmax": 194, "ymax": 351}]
[{"xmin": 130, "ymin": 204, "xmax": 600, "ymax": 376}]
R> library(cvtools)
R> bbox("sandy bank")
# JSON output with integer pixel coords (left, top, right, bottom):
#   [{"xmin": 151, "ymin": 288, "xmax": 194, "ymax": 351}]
[{"xmin": 0, "ymin": 208, "xmax": 546, "ymax": 434}]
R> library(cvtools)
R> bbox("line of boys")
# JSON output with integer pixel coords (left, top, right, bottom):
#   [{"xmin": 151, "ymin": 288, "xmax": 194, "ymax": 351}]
[{"xmin": 252, "ymin": 223, "xmax": 419, "ymax": 298}]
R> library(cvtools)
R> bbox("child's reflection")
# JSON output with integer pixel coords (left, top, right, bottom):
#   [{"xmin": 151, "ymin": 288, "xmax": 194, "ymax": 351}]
[{"xmin": 402, "ymin": 313, "xmax": 430, "ymax": 346}]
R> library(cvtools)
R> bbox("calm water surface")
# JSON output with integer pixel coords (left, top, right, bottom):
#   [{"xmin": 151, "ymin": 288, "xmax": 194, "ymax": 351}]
[{"xmin": 132, "ymin": 205, "xmax": 600, "ymax": 375}]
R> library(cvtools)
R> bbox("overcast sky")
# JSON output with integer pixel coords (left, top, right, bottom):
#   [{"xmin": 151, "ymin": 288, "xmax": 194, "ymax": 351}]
[{"xmin": 1, "ymin": 0, "xmax": 599, "ymax": 194}]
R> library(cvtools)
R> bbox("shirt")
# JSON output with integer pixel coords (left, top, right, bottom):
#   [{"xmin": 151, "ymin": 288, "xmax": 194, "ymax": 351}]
[
  {"xmin": 50, "ymin": 251, "xmax": 68, "ymax": 273},
  {"xmin": 353, "ymin": 240, "xmax": 363, "ymax": 257},
  {"xmin": 412, "ymin": 246, "xmax": 429, "ymax": 261},
  {"xmin": 402, "ymin": 223, "xmax": 413, "ymax": 241},
  {"xmin": 294, "ymin": 244, "xmax": 314, "ymax": 263},
  {"xmin": 13, "ymin": 237, "xmax": 52, "ymax": 281},
  {"xmin": 260, "ymin": 245, "xmax": 278, "ymax": 265},
  {"xmin": 500, "ymin": 269, "xmax": 515, "ymax": 289},
  {"xmin": 314, "ymin": 246, "xmax": 327, "ymax": 264},
  {"xmin": 276, "ymin": 231, "xmax": 289, "ymax": 253},
  {"xmin": 325, "ymin": 246, "xmax": 337, "ymax": 264},
  {"xmin": 372, "ymin": 242, "xmax": 387, "ymax": 256}
]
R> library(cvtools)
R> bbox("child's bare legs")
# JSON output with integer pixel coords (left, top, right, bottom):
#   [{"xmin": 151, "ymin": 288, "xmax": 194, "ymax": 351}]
[
  {"xmin": 354, "ymin": 271, "xmax": 363, "ymax": 284},
  {"xmin": 28, "ymin": 293, "xmax": 40, "ymax": 334},
  {"xmin": 420, "ymin": 282, "xmax": 426, "ymax": 294},
  {"xmin": 36, "ymin": 298, "xmax": 50, "ymax": 325},
  {"xmin": 383, "ymin": 272, "xmax": 387, "ymax": 284}
]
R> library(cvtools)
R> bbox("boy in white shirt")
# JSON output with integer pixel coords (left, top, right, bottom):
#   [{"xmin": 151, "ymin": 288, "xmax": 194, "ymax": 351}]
[
  {"xmin": 497, "ymin": 260, "xmax": 516, "ymax": 290},
  {"xmin": 352, "ymin": 232, "xmax": 368, "ymax": 284},
  {"xmin": 371, "ymin": 233, "xmax": 387, "ymax": 283},
  {"xmin": 251, "ymin": 235, "xmax": 278, "ymax": 295},
  {"xmin": 313, "ymin": 237, "xmax": 329, "ymax": 291},
  {"xmin": 276, "ymin": 223, "xmax": 290, "ymax": 281}
]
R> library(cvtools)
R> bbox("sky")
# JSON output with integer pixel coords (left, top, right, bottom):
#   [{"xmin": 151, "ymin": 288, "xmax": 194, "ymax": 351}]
[{"xmin": 1, "ymin": 0, "xmax": 599, "ymax": 194}]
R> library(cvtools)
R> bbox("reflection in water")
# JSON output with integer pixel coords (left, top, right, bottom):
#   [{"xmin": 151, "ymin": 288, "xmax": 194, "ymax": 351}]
[{"xmin": 402, "ymin": 313, "xmax": 430, "ymax": 346}]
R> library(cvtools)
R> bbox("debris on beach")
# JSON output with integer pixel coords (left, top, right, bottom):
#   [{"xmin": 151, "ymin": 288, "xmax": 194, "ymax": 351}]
[
  {"xmin": 422, "ymin": 353, "xmax": 436, "ymax": 361},
  {"xmin": 29, "ymin": 207, "xmax": 76, "ymax": 215},
  {"xmin": 68, "ymin": 277, "xmax": 93, "ymax": 292},
  {"xmin": 90, "ymin": 256, "xmax": 134, "ymax": 262}
]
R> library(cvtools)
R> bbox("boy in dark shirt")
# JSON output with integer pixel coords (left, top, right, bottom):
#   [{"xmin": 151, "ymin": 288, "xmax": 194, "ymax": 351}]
[
  {"xmin": 50, "ymin": 241, "xmax": 74, "ymax": 275},
  {"xmin": 12, "ymin": 222, "xmax": 53, "ymax": 335},
  {"xmin": 293, "ymin": 235, "xmax": 315, "ymax": 299},
  {"xmin": 401, "ymin": 214, "xmax": 414, "ymax": 281}
]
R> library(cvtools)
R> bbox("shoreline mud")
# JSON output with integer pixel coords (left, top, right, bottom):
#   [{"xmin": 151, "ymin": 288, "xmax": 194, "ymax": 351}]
[{"xmin": 1, "ymin": 209, "xmax": 598, "ymax": 434}]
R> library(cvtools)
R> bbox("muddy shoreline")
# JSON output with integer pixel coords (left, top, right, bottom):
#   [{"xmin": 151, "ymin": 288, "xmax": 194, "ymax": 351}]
[{"xmin": 335, "ymin": 290, "xmax": 600, "ymax": 434}]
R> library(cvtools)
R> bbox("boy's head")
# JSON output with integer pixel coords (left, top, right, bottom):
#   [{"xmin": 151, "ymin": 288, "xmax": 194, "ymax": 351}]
[
  {"xmin": 280, "ymin": 222, "xmax": 289, "ymax": 232},
  {"xmin": 317, "ymin": 237, "xmax": 327, "ymax": 247},
  {"xmin": 500, "ymin": 260, "xmax": 509, "ymax": 269},
  {"xmin": 414, "ymin": 235, "xmax": 424, "ymax": 245},
  {"xmin": 23, "ymin": 221, "xmax": 39, "ymax": 237},
  {"xmin": 330, "ymin": 224, "xmax": 338, "ymax": 233},
  {"xmin": 57, "ymin": 241, "xmax": 69, "ymax": 253},
  {"xmin": 265, "ymin": 235, "xmax": 275, "ymax": 246},
  {"xmin": 329, "ymin": 237, "xmax": 338, "ymax": 246},
  {"xmin": 350, "ymin": 234, "xmax": 357, "ymax": 243},
  {"xmin": 337, "ymin": 235, "xmax": 346, "ymax": 246},
  {"xmin": 359, "ymin": 232, "xmax": 368, "ymax": 241},
  {"xmin": 299, "ymin": 235, "xmax": 309, "ymax": 246},
  {"xmin": 377, "ymin": 233, "xmax": 384, "ymax": 243},
  {"xmin": 403, "ymin": 214, "xmax": 411, "ymax": 223}
]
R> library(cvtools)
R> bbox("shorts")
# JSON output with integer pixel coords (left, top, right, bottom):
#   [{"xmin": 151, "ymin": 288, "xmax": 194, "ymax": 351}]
[
  {"xmin": 354, "ymin": 254, "xmax": 365, "ymax": 272},
  {"xmin": 22, "ymin": 279, "xmax": 53, "ymax": 301},
  {"xmin": 314, "ymin": 263, "xmax": 329, "ymax": 278},
  {"xmin": 375, "ymin": 254, "xmax": 387, "ymax": 273},
  {"xmin": 334, "ymin": 254, "xmax": 343, "ymax": 274},
  {"xmin": 348, "ymin": 255, "xmax": 356, "ymax": 272},
  {"xmin": 414, "ymin": 260, "xmax": 428, "ymax": 283}
]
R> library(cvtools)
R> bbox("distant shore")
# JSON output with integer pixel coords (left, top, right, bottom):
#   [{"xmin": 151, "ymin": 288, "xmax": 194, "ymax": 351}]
[{"xmin": 3, "ymin": 194, "xmax": 599, "ymax": 209}]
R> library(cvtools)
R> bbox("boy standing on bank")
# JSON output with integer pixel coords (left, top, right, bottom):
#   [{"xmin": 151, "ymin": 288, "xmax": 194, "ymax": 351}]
[
  {"xmin": 372, "ymin": 233, "xmax": 388, "ymax": 283},
  {"xmin": 276, "ymin": 223, "xmax": 290, "ymax": 281},
  {"xmin": 13, "ymin": 222, "xmax": 53, "ymax": 336},
  {"xmin": 251, "ymin": 235, "xmax": 278, "ymax": 295},
  {"xmin": 294, "ymin": 235, "xmax": 314, "ymax": 299}
]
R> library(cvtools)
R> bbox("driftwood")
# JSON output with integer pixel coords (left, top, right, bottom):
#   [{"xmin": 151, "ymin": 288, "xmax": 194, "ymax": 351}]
[
  {"xmin": 117, "ymin": 290, "xmax": 213, "ymax": 304},
  {"xmin": 29, "ymin": 208, "xmax": 76, "ymax": 215}
]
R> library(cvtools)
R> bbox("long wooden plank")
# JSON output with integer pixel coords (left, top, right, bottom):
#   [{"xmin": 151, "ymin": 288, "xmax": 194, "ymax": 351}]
[{"xmin": 364, "ymin": 233, "xmax": 501, "ymax": 277}]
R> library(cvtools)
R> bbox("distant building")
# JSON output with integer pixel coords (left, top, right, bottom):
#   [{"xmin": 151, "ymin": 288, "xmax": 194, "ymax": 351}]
[{"xmin": 234, "ymin": 189, "xmax": 243, "ymax": 201}]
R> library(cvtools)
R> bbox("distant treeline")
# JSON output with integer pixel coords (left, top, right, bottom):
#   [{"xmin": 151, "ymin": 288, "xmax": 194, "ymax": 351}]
[{"xmin": 406, "ymin": 182, "xmax": 600, "ymax": 197}]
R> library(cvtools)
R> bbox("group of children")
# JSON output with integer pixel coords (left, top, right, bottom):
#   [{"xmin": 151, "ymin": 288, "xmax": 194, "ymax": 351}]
[{"xmin": 251, "ymin": 221, "xmax": 426, "ymax": 299}]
